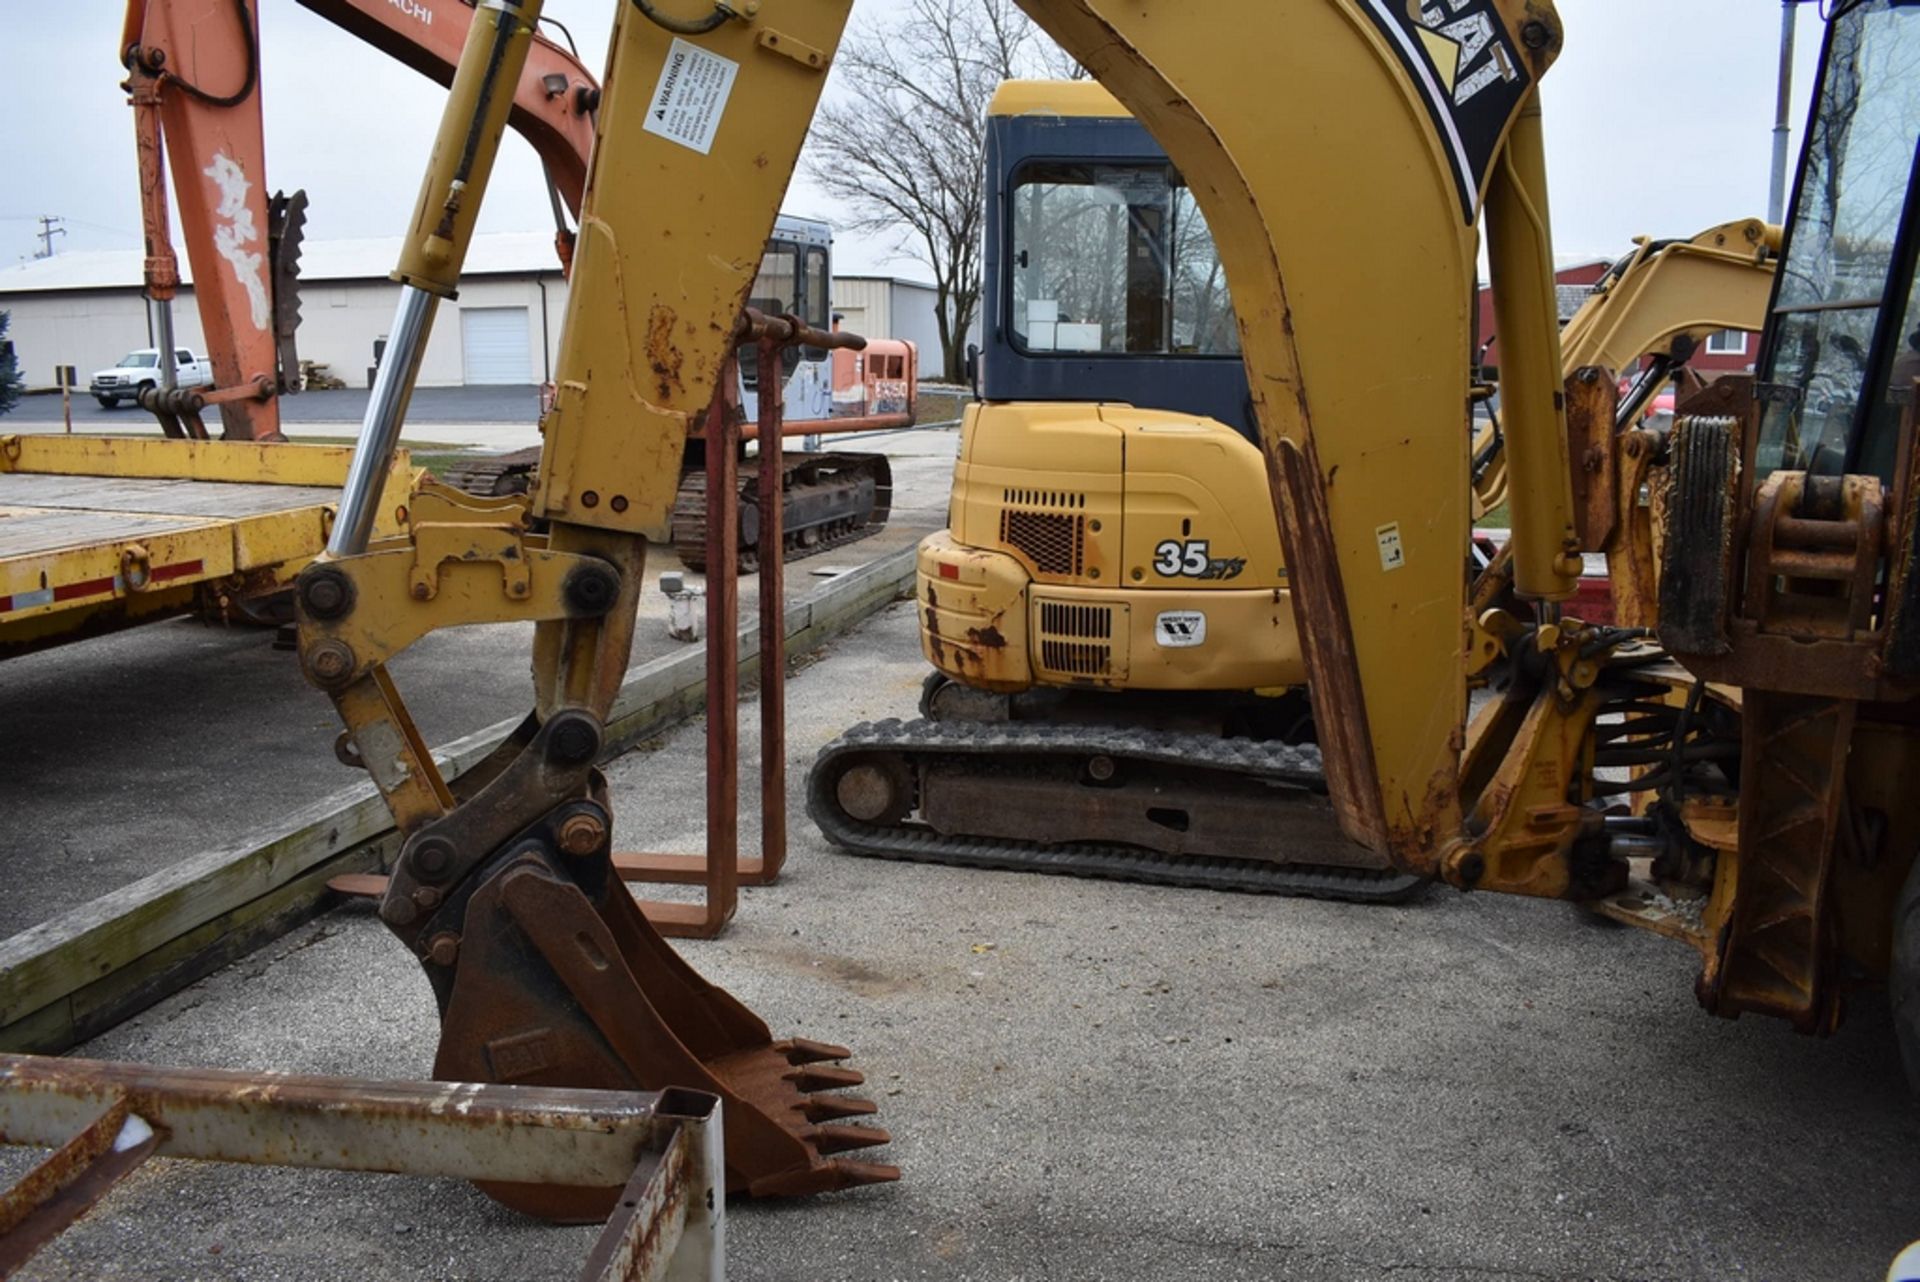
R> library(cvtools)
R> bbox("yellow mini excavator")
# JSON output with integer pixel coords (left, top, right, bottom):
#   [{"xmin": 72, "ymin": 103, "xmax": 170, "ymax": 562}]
[{"xmin": 807, "ymin": 76, "xmax": 1777, "ymax": 899}]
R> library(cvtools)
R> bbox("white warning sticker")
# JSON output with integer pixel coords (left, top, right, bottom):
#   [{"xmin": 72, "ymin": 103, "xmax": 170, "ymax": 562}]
[
  {"xmin": 642, "ymin": 37, "xmax": 739, "ymax": 155},
  {"xmin": 1375, "ymin": 522, "xmax": 1406, "ymax": 572},
  {"xmin": 1155, "ymin": 611, "xmax": 1207, "ymax": 648}
]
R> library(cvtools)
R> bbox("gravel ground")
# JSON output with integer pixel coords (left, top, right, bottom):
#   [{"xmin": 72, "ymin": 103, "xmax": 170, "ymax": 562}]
[{"xmin": 6, "ymin": 601, "xmax": 1916, "ymax": 1282}]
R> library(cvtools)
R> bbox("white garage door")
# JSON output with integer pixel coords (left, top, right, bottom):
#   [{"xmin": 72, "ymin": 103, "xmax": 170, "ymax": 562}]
[{"xmin": 460, "ymin": 307, "xmax": 532, "ymax": 384}]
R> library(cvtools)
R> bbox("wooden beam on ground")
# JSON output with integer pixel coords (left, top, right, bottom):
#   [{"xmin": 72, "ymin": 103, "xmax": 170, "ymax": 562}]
[{"xmin": 0, "ymin": 548, "xmax": 915, "ymax": 1054}]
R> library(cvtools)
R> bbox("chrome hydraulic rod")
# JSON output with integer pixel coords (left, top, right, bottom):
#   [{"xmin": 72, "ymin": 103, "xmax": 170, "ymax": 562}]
[
  {"xmin": 150, "ymin": 298, "xmax": 178, "ymax": 394},
  {"xmin": 327, "ymin": 285, "xmax": 439, "ymax": 555},
  {"xmin": 323, "ymin": 0, "xmax": 540, "ymax": 556}
]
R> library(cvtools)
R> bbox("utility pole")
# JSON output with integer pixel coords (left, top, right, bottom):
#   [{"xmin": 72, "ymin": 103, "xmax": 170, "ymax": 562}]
[
  {"xmin": 33, "ymin": 216, "xmax": 65, "ymax": 260},
  {"xmin": 1768, "ymin": 1, "xmax": 1799, "ymax": 225}
]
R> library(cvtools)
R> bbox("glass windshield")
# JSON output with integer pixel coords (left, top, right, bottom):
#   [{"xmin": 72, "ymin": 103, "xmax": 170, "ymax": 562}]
[
  {"xmin": 1010, "ymin": 161, "xmax": 1240, "ymax": 358},
  {"xmin": 1757, "ymin": 0, "xmax": 1920, "ymax": 481},
  {"xmin": 743, "ymin": 238, "xmax": 827, "ymax": 387},
  {"xmin": 118, "ymin": 352, "xmax": 157, "ymax": 368}
]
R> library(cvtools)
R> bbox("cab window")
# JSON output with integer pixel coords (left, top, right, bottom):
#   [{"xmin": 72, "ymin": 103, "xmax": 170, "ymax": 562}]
[{"xmin": 1009, "ymin": 161, "xmax": 1239, "ymax": 358}]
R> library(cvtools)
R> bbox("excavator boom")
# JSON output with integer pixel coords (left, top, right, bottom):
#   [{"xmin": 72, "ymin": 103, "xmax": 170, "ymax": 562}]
[
  {"xmin": 1010, "ymin": 0, "xmax": 1567, "ymax": 867},
  {"xmin": 122, "ymin": 0, "xmax": 288, "ymax": 440},
  {"xmin": 299, "ymin": 0, "xmax": 597, "ymax": 222}
]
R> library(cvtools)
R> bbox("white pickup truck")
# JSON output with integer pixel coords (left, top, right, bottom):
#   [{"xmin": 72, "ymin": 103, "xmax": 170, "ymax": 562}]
[{"xmin": 88, "ymin": 348, "xmax": 214, "ymax": 408}]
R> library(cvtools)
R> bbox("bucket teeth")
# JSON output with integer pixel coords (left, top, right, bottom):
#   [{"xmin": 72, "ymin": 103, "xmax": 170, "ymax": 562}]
[
  {"xmin": 801, "ymin": 1094, "xmax": 879, "ymax": 1122},
  {"xmin": 776, "ymin": 1038, "xmax": 855, "ymax": 1065},
  {"xmin": 828, "ymin": 1158, "xmax": 902, "ymax": 1188},
  {"xmin": 802, "ymin": 1123, "xmax": 892, "ymax": 1154},
  {"xmin": 747, "ymin": 1155, "xmax": 901, "ymax": 1198},
  {"xmin": 786, "ymin": 1064, "xmax": 865, "ymax": 1092}
]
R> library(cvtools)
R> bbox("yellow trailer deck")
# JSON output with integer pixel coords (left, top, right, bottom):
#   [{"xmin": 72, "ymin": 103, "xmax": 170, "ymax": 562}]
[{"xmin": 0, "ymin": 436, "xmax": 411, "ymax": 659}]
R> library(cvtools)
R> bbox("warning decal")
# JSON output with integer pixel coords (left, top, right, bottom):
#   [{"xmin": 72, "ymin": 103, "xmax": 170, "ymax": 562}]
[{"xmin": 642, "ymin": 37, "xmax": 739, "ymax": 155}]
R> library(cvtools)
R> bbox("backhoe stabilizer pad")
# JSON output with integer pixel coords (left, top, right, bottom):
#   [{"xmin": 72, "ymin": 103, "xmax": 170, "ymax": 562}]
[{"xmin": 428, "ymin": 850, "xmax": 896, "ymax": 1220}]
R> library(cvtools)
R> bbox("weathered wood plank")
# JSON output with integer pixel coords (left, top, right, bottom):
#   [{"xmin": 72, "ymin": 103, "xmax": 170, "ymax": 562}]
[
  {"xmin": 2, "ymin": 834, "xmax": 402, "ymax": 1056},
  {"xmin": 0, "ymin": 507, "xmax": 214, "ymax": 558}
]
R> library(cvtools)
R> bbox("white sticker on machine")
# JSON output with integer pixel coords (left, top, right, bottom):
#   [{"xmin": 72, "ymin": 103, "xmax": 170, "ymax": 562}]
[
  {"xmin": 1375, "ymin": 522, "xmax": 1406, "ymax": 572},
  {"xmin": 1155, "ymin": 611, "xmax": 1207, "ymax": 648},
  {"xmin": 642, "ymin": 37, "xmax": 739, "ymax": 155}
]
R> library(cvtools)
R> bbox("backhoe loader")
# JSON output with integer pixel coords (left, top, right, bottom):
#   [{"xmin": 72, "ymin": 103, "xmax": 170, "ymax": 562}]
[
  {"xmin": 971, "ymin": 0, "xmax": 1920, "ymax": 1068},
  {"xmin": 285, "ymin": 0, "xmax": 1920, "ymax": 1231},
  {"xmin": 807, "ymin": 75, "xmax": 1777, "ymax": 900}
]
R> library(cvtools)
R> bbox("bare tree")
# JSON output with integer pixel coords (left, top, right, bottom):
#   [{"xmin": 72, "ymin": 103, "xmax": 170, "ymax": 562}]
[{"xmin": 806, "ymin": 0, "xmax": 1078, "ymax": 382}]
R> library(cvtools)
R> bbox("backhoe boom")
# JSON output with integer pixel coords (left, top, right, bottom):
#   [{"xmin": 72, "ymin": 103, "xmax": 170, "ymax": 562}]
[{"xmin": 1011, "ymin": 0, "xmax": 1566, "ymax": 869}]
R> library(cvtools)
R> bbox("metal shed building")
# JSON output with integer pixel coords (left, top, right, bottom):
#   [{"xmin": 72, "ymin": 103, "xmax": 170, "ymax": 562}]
[
  {"xmin": 0, "ymin": 232, "xmax": 568, "ymax": 393},
  {"xmin": 0, "ymin": 235, "xmax": 957, "ymax": 394}
]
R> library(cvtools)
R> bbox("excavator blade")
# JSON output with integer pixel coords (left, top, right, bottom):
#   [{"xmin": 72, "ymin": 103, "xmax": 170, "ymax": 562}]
[{"xmin": 427, "ymin": 804, "xmax": 895, "ymax": 1222}]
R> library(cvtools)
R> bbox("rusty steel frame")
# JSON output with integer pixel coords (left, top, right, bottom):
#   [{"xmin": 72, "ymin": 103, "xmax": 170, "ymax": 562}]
[
  {"xmin": 0, "ymin": 1053, "xmax": 723, "ymax": 1282},
  {"xmin": 615, "ymin": 315, "xmax": 863, "ymax": 937}
]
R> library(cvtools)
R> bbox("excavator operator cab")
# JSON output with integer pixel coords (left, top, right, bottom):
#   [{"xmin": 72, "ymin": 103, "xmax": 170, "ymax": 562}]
[
  {"xmin": 1753, "ymin": 0, "xmax": 1920, "ymax": 491},
  {"xmin": 741, "ymin": 213, "xmax": 835, "ymax": 421},
  {"xmin": 982, "ymin": 81, "xmax": 1252, "ymax": 436}
]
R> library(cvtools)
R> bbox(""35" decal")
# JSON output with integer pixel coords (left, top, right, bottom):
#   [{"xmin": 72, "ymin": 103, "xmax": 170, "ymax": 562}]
[{"xmin": 1151, "ymin": 539, "xmax": 1246, "ymax": 581}]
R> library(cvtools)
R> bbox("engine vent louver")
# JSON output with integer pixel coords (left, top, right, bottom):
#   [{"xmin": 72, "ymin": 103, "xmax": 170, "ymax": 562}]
[
  {"xmin": 998, "ymin": 489, "xmax": 1087, "ymax": 576},
  {"xmin": 1036, "ymin": 600, "xmax": 1114, "ymax": 677}
]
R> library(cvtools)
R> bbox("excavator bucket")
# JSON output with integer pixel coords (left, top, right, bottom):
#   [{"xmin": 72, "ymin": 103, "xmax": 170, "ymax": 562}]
[{"xmin": 413, "ymin": 775, "xmax": 896, "ymax": 1221}]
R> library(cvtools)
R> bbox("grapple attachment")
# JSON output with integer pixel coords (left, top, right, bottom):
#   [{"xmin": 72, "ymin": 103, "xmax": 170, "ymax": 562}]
[{"xmin": 409, "ymin": 778, "xmax": 896, "ymax": 1221}]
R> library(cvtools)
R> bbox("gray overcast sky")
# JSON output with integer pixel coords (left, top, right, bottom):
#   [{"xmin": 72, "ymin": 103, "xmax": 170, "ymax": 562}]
[{"xmin": 2, "ymin": 1, "xmax": 1826, "ymax": 277}]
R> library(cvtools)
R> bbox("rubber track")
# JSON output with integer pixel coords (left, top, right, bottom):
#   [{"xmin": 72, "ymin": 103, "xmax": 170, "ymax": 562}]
[
  {"xmin": 807, "ymin": 719, "xmax": 1428, "ymax": 903},
  {"xmin": 672, "ymin": 456, "xmax": 890, "ymax": 574}
]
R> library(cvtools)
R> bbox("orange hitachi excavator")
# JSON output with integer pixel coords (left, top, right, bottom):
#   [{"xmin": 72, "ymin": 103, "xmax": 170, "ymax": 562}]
[
  {"xmin": 118, "ymin": 0, "xmax": 601, "ymax": 441},
  {"xmin": 124, "ymin": 0, "xmax": 910, "ymax": 567}
]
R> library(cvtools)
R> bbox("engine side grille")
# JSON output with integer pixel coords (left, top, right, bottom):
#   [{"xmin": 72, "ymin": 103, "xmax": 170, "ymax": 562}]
[
  {"xmin": 999, "ymin": 490, "xmax": 1088, "ymax": 576},
  {"xmin": 1036, "ymin": 600, "xmax": 1115, "ymax": 677},
  {"xmin": 1002, "ymin": 488, "xmax": 1087, "ymax": 511}
]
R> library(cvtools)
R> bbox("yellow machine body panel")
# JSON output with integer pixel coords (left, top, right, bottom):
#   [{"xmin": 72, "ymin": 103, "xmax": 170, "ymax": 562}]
[
  {"xmin": 927, "ymin": 399, "xmax": 1300, "ymax": 693},
  {"xmin": 988, "ymin": 78, "xmax": 1125, "ymax": 118},
  {"xmin": 950, "ymin": 401, "xmax": 1126, "ymax": 586},
  {"xmin": 0, "ymin": 436, "xmax": 412, "ymax": 660}
]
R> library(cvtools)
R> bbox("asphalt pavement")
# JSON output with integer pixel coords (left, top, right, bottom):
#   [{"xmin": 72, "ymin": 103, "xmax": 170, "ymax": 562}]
[
  {"xmin": 5, "ymin": 599, "xmax": 1915, "ymax": 1282},
  {"xmin": 0, "ymin": 423, "xmax": 959, "ymax": 937},
  {"xmin": 4, "ymin": 384, "xmax": 544, "ymax": 426},
  {"xmin": 2, "ymin": 392, "xmax": 1915, "ymax": 1279}
]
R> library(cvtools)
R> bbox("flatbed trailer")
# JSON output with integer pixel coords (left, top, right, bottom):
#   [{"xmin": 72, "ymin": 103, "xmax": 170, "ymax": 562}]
[{"xmin": 0, "ymin": 435, "xmax": 411, "ymax": 660}]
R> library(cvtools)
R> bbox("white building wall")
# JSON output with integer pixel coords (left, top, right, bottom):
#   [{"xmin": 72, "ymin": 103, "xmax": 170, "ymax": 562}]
[
  {"xmin": 1, "ymin": 275, "xmax": 564, "ymax": 391},
  {"xmin": 1, "ymin": 291, "xmax": 209, "ymax": 390},
  {"xmin": 3, "ymin": 264, "xmax": 955, "ymax": 394},
  {"xmin": 831, "ymin": 276, "xmax": 981, "ymax": 381},
  {"xmin": 298, "ymin": 276, "xmax": 560, "ymax": 387},
  {"xmin": 888, "ymin": 281, "xmax": 947, "ymax": 372},
  {"xmin": 829, "ymin": 276, "xmax": 892, "ymax": 345}
]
